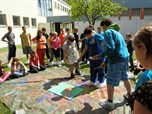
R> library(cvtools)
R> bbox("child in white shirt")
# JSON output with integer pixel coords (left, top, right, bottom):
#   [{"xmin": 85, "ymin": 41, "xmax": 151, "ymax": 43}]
[{"xmin": 63, "ymin": 35, "xmax": 80, "ymax": 78}]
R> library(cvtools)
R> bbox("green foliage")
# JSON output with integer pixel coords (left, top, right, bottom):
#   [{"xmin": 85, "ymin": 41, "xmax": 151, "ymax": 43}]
[{"xmin": 65, "ymin": 0, "xmax": 127, "ymax": 25}]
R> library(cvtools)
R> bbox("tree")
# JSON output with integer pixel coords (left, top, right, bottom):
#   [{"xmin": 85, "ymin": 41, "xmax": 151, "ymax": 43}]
[{"xmin": 65, "ymin": 0, "xmax": 127, "ymax": 26}]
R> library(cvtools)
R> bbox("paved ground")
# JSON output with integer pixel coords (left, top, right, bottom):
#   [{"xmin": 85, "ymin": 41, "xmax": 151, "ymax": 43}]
[{"xmin": 0, "ymin": 47, "xmax": 132, "ymax": 114}]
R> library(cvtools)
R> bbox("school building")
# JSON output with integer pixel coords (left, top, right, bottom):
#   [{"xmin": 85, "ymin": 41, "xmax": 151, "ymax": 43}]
[
  {"xmin": 47, "ymin": 0, "xmax": 152, "ymax": 37},
  {"xmin": 0, "ymin": 0, "xmax": 71, "ymax": 48},
  {"xmin": 0, "ymin": 0, "xmax": 152, "ymax": 48}
]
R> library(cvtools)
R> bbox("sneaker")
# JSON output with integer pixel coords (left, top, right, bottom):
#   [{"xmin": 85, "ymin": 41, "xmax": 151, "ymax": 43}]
[
  {"xmin": 128, "ymin": 72, "xmax": 135, "ymax": 79},
  {"xmin": 75, "ymin": 70, "xmax": 81, "ymax": 75},
  {"xmin": 99, "ymin": 100, "xmax": 115, "ymax": 110},
  {"xmin": 70, "ymin": 73, "xmax": 75, "ymax": 79},
  {"xmin": 7, "ymin": 63, "xmax": 11, "ymax": 68},
  {"xmin": 96, "ymin": 82, "xmax": 106, "ymax": 88},
  {"xmin": 48, "ymin": 62, "xmax": 54, "ymax": 66},
  {"xmin": 123, "ymin": 93, "xmax": 131, "ymax": 101},
  {"xmin": 25, "ymin": 60, "xmax": 29, "ymax": 64}
]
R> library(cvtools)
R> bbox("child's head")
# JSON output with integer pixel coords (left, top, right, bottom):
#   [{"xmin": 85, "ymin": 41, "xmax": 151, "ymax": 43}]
[
  {"xmin": 12, "ymin": 57, "xmax": 19, "ymax": 65},
  {"xmin": 84, "ymin": 27, "xmax": 93, "ymax": 38},
  {"xmin": 126, "ymin": 33, "xmax": 132, "ymax": 40},
  {"xmin": 53, "ymin": 32, "xmax": 58, "ymax": 38},
  {"xmin": 65, "ymin": 28, "xmax": 70, "ymax": 33},
  {"xmin": 67, "ymin": 35, "xmax": 75, "ymax": 44},
  {"xmin": 31, "ymin": 50, "xmax": 37, "ymax": 57},
  {"xmin": 100, "ymin": 18, "xmax": 112, "ymax": 31}
]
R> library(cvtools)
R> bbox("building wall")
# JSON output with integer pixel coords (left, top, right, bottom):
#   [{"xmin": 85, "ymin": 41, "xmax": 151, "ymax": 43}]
[
  {"xmin": 74, "ymin": 15, "xmax": 152, "ymax": 39},
  {"xmin": 0, "ymin": 0, "xmax": 47, "ymax": 48},
  {"xmin": 51, "ymin": 0, "xmax": 71, "ymax": 16}
]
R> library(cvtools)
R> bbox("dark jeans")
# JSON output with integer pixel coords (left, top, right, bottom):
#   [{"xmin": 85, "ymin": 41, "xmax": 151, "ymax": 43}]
[
  {"xmin": 29, "ymin": 65, "xmax": 45, "ymax": 73},
  {"xmin": 129, "ymin": 54, "xmax": 135, "ymax": 70},
  {"xmin": 45, "ymin": 44, "xmax": 50, "ymax": 59}
]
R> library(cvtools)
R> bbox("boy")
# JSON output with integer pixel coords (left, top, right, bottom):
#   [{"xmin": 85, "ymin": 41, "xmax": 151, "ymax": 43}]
[
  {"xmin": 93, "ymin": 18, "xmax": 131, "ymax": 110},
  {"xmin": 20, "ymin": 26, "xmax": 32, "ymax": 63},
  {"xmin": 78, "ymin": 27, "xmax": 106, "ymax": 88},
  {"xmin": 63, "ymin": 35, "xmax": 80, "ymax": 78}
]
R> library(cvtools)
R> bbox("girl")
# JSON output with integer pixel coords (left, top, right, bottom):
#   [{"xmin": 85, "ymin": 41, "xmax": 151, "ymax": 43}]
[
  {"xmin": 32, "ymin": 30, "xmax": 46, "ymax": 66},
  {"xmin": 0, "ymin": 60, "xmax": 11, "ymax": 83},
  {"xmin": 11, "ymin": 57, "xmax": 29, "ymax": 77},
  {"xmin": 29, "ymin": 50, "xmax": 45, "ymax": 73}
]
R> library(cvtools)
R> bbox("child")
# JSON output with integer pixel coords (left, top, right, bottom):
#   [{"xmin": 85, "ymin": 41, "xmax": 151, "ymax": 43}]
[
  {"xmin": 63, "ymin": 35, "xmax": 81, "ymax": 78},
  {"xmin": 78, "ymin": 27, "xmax": 106, "ymax": 88},
  {"xmin": 29, "ymin": 50, "xmax": 45, "ymax": 73},
  {"xmin": 11, "ymin": 57, "xmax": 29, "ymax": 77},
  {"xmin": 0, "ymin": 60, "xmax": 11, "ymax": 83}
]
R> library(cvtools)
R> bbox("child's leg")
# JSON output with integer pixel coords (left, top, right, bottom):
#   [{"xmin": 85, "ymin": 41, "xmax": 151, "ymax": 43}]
[
  {"xmin": 97, "ymin": 67, "xmax": 105, "ymax": 83},
  {"xmin": 0, "ymin": 72, "xmax": 11, "ymax": 83},
  {"xmin": 75, "ymin": 63, "xmax": 80, "ymax": 75},
  {"xmin": 69, "ymin": 64, "xmax": 74, "ymax": 78},
  {"xmin": 90, "ymin": 68, "xmax": 98, "ymax": 83},
  {"xmin": 29, "ymin": 66, "xmax": 39, "ymax": 73}
]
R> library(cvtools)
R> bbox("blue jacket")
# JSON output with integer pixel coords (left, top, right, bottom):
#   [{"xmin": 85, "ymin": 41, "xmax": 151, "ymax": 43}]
[{"xmin": 98, "ymin": 24, "xmax": 129, "ymax": 64}]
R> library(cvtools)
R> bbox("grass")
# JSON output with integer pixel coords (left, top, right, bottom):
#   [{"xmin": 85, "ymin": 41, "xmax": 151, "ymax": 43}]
[{"xmin": 0, "ymin": 101, "xmax": 12, "ymax": 114}]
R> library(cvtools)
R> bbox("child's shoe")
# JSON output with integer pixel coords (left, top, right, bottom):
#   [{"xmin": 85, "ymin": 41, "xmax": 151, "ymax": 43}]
[
  {"xmin": 75, "ymin": 69, "xmax": 81, "ymax": 75},
  {"xmin": 70, "ymin": 73, "xmax": 74, "ymax": 79}
]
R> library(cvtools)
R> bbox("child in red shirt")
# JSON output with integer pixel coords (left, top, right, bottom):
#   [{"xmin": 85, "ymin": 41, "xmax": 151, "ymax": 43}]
[{"xmin": 29, "ymin": 51, "xmax": 45, "ymax": 73}]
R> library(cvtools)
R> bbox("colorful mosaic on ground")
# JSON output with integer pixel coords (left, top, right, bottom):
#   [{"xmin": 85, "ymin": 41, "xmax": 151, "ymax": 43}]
[{"xmin": 0, "ymin": 67, "xmax": 132, "ymax": 114}]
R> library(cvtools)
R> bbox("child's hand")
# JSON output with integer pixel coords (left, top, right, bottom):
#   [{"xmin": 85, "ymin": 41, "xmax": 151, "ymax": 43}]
[
  {"xmin": 91, "ymin": 55, "xmax": 99, "ymax": 60},
  {"xmin": 77, "ymin": 57, "xmax": 82, "ymax": 62},
  {"xmin": 100, "ymin": 63, "xmax": 106, "ymax": 68}
]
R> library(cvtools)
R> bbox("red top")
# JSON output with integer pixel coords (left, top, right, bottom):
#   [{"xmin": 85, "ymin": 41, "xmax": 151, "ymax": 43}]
[
  {"xmin": 29, "ymin": 55, "xmax": 39, "ymax": 66},
  {"xmin": 32, "ymin": 36, "xmax": 46, "ymax": 50},
  {"xmin": 59, "ymin": 33, "xmax": 65, "ymax": 46}
]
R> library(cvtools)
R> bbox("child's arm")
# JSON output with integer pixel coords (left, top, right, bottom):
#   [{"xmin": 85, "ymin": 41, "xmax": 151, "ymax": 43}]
[
  {"xmin": 11, "ymin": 62, "xmax": 17, "ymax": 72},
  {"xmin": 19, "ymin": 61, "xmax": 28, "ymax": 72},
  {"xmin": 78, "ymin": 45, "xmax": 88, "ymax": 62}
]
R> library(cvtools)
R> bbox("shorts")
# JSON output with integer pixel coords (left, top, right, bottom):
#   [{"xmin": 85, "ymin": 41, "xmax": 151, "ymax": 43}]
[
  {"xmin": 23, "ymin": 46, "xmax": 32, "ymax": 54},
  {"xmin": 107, "ymin": 60, "xmax": 128, "ymax": 86}
]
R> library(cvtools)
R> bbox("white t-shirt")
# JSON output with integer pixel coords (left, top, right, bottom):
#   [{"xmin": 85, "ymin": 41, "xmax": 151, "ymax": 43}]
[{"xmin": 63, "ymin": 41, "xmax": 79, "ymax": 65}]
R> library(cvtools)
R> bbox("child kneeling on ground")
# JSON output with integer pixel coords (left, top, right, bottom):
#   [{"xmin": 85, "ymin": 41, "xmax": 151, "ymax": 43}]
[
  {"xmin": 63, "ymin": 35, "xmax": 81, "ymax": 78},
  {"xmin": 29, "ymin": 50, "xmax": 45, "ymax": 73}
]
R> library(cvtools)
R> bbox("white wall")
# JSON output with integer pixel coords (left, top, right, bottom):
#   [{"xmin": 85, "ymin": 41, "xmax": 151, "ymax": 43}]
[
  {"xmin": 74, "ymin": 16, "xmax": 152, "ymax": 39},
  {"xmin": 0, "ymin": 0, "xmax": 47, "ymax": 48},
  {"xmin": 52, "ymin": 0, "xmax": 70, "ymax": 16}
]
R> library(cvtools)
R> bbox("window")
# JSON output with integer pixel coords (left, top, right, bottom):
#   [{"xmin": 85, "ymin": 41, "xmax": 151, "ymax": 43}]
[
  {"xmin": 121, "ymin": 10, "xmax": 129, "ymax": 16},
  {"xmin": 12, "ymin": 16, "xmax": 20, "ymax": 26},
  {"xmin": 54, "ymin": 2, "xmax": 57, "ymax": 8},
  {"xmin": 0, "ymin": 14, "xmax": 7, "ymax": 25},
  {"xmin": 23, "ymin": 17, "xmax": 29, "ymax": 26},
  {"xmin": 31, "ymin": 18, "xmax": 36, "ymax": 27},
  {"xmin": 132, "ymin": 8, "xmax": 140, "ymax": 16},
  {"xmin": 145, "ymin": 8, "xmax": 152, "ymax": 15}
]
